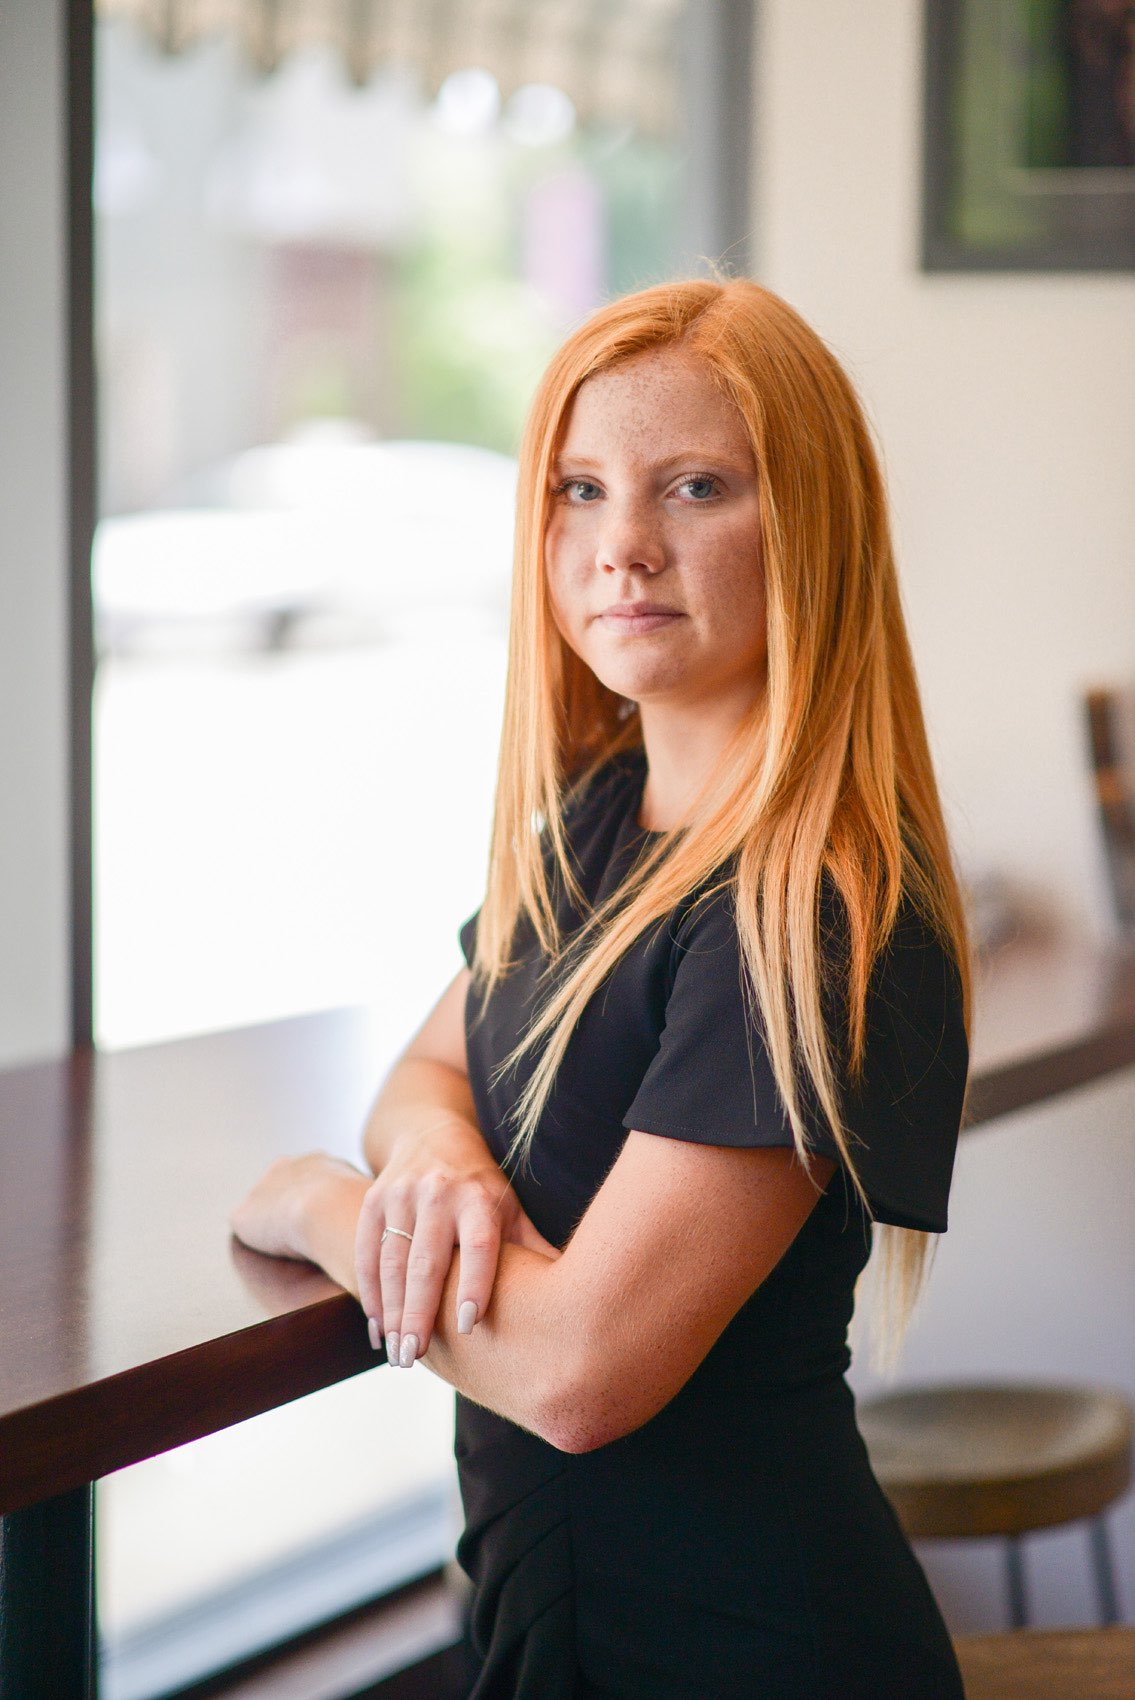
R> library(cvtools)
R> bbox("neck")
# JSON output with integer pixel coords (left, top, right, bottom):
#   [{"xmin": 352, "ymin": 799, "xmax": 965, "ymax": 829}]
[{"xmin": 636, "ymin": 685, "xmax": 764, "ymax": 831}]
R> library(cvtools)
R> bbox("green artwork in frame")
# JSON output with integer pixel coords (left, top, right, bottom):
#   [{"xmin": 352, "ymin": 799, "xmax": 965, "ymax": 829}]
[{"xmin": 923, "ymin": 0, "xmax": 1135, "ymax": 269}]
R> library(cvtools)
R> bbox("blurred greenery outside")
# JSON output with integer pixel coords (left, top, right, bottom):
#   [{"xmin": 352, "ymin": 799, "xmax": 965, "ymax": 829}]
[
  {"xmin": 96, "ymin": 18, "xmax": 683, "ymax": 506},
  {"xmin": 280, "ymin": 130, "xmax": 679, "ymax": 456}
]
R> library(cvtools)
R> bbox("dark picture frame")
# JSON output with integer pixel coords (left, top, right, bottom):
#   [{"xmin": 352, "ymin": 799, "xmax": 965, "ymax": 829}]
[{"xmin": 923, "ymin": 0, "xmax": 1135, "ymax": 270}]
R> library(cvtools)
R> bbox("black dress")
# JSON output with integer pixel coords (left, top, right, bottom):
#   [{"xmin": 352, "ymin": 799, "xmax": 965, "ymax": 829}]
[{"xmin": 456, "ymin": 748, "xmax": 969, "ymax": 1700}]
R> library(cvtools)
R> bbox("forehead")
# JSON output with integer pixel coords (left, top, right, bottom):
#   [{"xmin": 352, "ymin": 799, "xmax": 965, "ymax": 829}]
[{"xmin": 558, "ymin": 348, "xmax": 752, "ymax": 463}]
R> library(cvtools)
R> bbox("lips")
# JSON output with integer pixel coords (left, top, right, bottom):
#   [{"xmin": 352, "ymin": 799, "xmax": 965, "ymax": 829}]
[{"xmin": 597, "ymin": 601, "xmax": 684, "ymax": 632}]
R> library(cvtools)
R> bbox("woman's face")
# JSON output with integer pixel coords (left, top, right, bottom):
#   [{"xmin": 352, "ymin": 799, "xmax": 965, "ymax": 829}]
[{"xmin": 544, "ymin": 347, "xmax": 767, "ymax": 719}]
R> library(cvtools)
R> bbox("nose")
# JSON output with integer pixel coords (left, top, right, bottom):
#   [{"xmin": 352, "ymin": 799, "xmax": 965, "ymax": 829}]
[{"xmin": 595, "ymin": 495, "xmax": 665, "ymax": 576}]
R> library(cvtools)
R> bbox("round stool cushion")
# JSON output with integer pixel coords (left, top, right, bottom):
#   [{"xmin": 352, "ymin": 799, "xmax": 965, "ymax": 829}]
[{"xmin": 857, "ymin": 1383, "xmax": 1133, "ymax": 1538}]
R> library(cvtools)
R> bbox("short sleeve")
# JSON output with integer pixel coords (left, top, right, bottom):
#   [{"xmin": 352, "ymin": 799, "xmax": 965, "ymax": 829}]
[{"xmin": 622, "ymin": 889, "xmax": 968, "ymax": 1233}]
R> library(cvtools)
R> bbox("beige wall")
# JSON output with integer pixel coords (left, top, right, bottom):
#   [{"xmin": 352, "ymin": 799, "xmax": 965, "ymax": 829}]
[
  {"xmin": 753, "ymin": 0, "xmax": 1135, "ymax": 937},
  {"xmin": 0, "ymin": 0, "xmax": 71, "ymax": 1065},
  {"xmin": 752, "ymin": 0, "xmax": 1135, "ymax": 1631}
]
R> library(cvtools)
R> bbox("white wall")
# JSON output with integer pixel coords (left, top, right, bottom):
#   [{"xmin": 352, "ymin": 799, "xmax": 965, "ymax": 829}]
[
  {"xmin": 754, "ymin": 0, "xmax": 1135, "ymax": 938},
  {"xmin": 752, "ymin": 0, "xmax": 1135, "ymax": 1631},
  {"xmin": 0, "ymin": 0, "xmax": 72, "ymax": 1066}
]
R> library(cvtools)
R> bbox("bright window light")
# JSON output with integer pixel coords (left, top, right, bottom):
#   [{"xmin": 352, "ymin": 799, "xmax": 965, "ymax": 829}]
[{"xmin": 433, "ymin": 67, "xmax": 501, "ymax": 137}]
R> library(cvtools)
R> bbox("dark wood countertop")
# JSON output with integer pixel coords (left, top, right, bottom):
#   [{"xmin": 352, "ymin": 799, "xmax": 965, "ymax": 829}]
[
  {"xmin": 2, "ymin": 935, "xmax": 1134, "ymax": 1517},
  {"xmin": 0, "ymin": 1012, "xmax": 382, "ymax": 1517}
]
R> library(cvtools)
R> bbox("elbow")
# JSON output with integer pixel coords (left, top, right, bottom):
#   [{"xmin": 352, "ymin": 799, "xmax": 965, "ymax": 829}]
[
  {"xmin": 534, "ymin": 1407, "xmax": 617, "ymax": 1457},
  {"xmin": 535, "ymin": 1408, "xmax": 609, "ymax": 1457},
  {"xmin": 529, "ymin": 1358, "xmax": 653, "ymax": 1456}
]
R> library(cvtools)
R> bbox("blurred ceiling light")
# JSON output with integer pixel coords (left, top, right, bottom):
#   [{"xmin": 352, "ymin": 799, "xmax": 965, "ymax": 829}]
[
  {"xmin": 433, "ymin": 67, "xmax": 501, "ymax": 137},
  {"xmin": 503, "ymin": 83, "xmax": 575, "ymax": 148}
]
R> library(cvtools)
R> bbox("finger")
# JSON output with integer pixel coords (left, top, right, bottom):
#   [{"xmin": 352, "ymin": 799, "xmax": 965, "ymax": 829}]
[
  {"xmin": 353, "ymin": 1184, "xmax": 388, "ymax": 1345},
  {"xmin": 378, "ymin": 1218, "xmax": 415, "ymax": 1367},
  {"xmin": 398, "ymin": 1205, "xmax": 458, "ymax": 1363},
  {"xmin": 453, "ymin": 1203, "xmax": 503, "ymax": 1334}
]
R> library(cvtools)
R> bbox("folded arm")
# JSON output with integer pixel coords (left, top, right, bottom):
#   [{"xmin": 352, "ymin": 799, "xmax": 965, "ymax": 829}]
[
  {"xmin": 232, "ymin": 962, "xmax": 835, "ymax": 1453},
  {"xmin": 392, "ymin": 1132, "xmax": 833, "ymax": 1452},
  {"xmin": 232, "ymin": 964, "xmax": 555, "ymax": 1346}
]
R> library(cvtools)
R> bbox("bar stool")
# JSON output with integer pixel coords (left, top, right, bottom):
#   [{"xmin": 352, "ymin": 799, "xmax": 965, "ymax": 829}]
[
  {"xmin": 953, "ymin": 1627, "xmax": 1135, "ymax": 1700},
  {"xmin": 857, "ymin": 1384, "xmax": 1133, "ymax": 1628}
]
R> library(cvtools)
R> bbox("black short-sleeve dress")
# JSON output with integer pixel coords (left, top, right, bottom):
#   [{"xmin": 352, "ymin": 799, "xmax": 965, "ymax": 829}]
[{"xmin": 455, "ymin": 748, "xmax": 969, "ymax": 1700}]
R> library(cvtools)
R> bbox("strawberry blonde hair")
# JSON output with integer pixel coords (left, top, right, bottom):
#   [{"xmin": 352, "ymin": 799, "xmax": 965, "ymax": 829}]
[{"xmin": 471, "ymin": 278, "xmax": 971, "ymax": 1356}]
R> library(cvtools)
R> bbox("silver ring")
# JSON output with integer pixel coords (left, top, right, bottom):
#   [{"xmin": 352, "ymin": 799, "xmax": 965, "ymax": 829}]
[{"xmin": 381, "ymin": 1226, "xmax": 413, "ymax": 1246}]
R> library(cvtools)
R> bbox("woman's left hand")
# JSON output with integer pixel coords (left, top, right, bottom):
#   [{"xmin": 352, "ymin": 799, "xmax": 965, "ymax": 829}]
[{"xmin": 231, "ymin": 1153, "xmax": 369, "ymax": 1285}]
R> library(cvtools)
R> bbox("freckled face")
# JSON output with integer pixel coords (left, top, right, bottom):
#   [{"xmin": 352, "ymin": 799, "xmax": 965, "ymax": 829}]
[{"xmin": 544, "ymin": 348, "xmax": 767, "ymax": 715}]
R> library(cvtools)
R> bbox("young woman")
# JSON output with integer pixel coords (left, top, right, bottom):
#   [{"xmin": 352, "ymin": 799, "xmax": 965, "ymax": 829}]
[{"xmin": 232, "ymin": 278, "xmax": 971, "ymax": 1699}]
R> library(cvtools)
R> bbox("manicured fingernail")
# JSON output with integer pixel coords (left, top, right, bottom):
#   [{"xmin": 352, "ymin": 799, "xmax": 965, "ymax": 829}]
[
  {"xmin": 399, "ymin": 1333, "xmax": 418, "ymax": 1368},
  {"xmin": 367, "ymin": 1317, "xmax": 382, "ymax": 1351},
  {"xmin": 386, "ymin": 1331, "xmax": 399, "ymax": 1366},
  {"xmin": 457, "ymin": 1300, "xmax": 478, "ymax": 1335}
]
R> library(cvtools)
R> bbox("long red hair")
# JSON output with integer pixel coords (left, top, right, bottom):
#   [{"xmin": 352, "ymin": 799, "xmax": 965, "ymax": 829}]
[{"xmin": 472, "ymin": 278, "xmax": 971, "ymax": 1356}]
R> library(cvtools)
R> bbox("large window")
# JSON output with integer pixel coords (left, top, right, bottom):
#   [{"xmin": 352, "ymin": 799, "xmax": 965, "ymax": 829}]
[{"xmin": 92, "ymin": 4, "xmax": 747, "ymax": 1692}]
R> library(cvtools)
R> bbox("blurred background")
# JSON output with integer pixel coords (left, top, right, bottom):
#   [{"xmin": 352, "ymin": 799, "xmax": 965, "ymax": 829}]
[{"xmin": 1, "ymin": 1, "xmax": 1134, "ymax": 1696}]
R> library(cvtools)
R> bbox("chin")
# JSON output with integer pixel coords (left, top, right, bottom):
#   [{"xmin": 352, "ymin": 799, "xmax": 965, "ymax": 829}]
[{"xmin": 590, "ymin": 663, "xmax": 684, "ymax": 703}]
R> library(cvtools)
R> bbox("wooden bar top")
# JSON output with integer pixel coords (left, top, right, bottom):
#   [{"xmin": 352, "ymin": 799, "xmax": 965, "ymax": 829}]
[
  {"xmin": 2, "ymin": 935, "xmax": 1134, "ymax": 1518},
  {"xmin": 0, "ymin": 1012, "xmax": 383, "ymax": 1517}
]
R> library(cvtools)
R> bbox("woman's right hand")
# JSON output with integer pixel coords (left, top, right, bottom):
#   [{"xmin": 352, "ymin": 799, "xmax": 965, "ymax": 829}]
[{"xmin": 355, "ymin": 1118, "xmax": 558, "ymax": 1368}]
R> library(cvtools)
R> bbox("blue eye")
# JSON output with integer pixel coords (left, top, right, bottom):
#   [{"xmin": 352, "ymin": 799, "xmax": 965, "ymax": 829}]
[
  {"xmin": 554, "ymin": 479, "xmax": 603, "ymax": 503},
  {"xmin": 677, "ymin": 475, "xmax": 719, "ymax": 501}
]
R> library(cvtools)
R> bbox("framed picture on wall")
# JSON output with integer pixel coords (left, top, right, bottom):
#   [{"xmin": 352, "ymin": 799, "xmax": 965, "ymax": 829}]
[{"xmin": 923, "ymin": 0, "xmax": 1135, "ymax": 270}]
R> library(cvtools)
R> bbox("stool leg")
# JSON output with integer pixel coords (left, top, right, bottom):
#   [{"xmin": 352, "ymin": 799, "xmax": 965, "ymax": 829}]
[
  {"xmin": 1005, "ymin": 1535, "xmax": 1028, "ymax": 1629},
  {"xmin": 1088, "ymin": 1516, "xmax": 1121, "ymax": 1626}
]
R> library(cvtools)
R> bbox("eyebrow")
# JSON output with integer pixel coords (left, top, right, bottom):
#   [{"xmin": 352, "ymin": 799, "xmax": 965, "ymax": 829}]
[{"xmin": 552, "ymin": 449, "xmax": 754, "ymax": 475}]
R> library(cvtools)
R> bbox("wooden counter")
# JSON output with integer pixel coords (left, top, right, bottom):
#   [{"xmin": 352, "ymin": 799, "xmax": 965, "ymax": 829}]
[
  {"xmin": 0, "ymin": 1011, "xmax": 383, "ymax": 1520},
  {"xmin": 3, "ymin": 934, "xmax": 1135, "ymax": 1522}
]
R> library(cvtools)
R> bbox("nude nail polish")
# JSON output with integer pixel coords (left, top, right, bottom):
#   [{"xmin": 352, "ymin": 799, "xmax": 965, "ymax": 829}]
[
  {"xmin": 386, "ymin": 1331, "xmax": 399, "ymax": 1366},
  {"xmin": 457, "ymin": 1300, "xmax": 478, "ymax": 1334},
  {"xmin": 367, "ymin": 1317, "xmax": 382, "ymax": 1351},
  {"xmin": 399, "ymin": 1333, "xmax": 418, "ymax": 1368}
]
